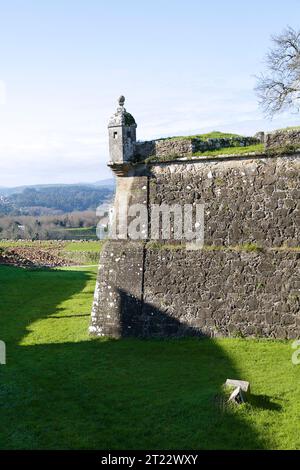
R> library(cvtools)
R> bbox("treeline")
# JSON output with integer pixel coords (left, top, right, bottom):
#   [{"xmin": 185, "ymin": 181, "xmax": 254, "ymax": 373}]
[
  {"xmin": 0, "ymin": 211, "xmax": 99, "ymax": 240},
  {"xmin": 0, "ymin": 203, "xmax": 11, "ymax": 216},
  {"xmin": 9, "ymin": 185, "xmax": 114, "ymax": 214}
]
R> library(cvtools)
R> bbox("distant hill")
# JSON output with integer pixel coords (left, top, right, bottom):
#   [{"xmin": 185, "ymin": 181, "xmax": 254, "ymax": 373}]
[
  {"xmin": 88, "ymin": 178, "xmax": 115, "ymax": 187},
  {"xmin": 0, "ymin": 180, "xmax": 115, "ymax": 215},
  {"xmin": 0, "ymin": 178, "xmax": 115, "ymax": 197}
]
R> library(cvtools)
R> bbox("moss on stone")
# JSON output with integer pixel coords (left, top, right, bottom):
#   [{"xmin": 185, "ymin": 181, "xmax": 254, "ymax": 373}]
[
  {"xmin": 266, "ymin": 144, "xmax": 300, "ymax": 156},
  {"xmin": 146, "ymin": 241, "xmax": 185, "ymax": 250},
  {"xmin": 124, "ymin": 112, "xmax": 136, "ymax": 126},
  {"xmin": 192, "ymin": 144, "xmax": 264, "ymax": 157},
  {"xmin": 144, "ymin": 144, "xmax": 265, "ymax": 163},
  {"xmin": 143, "ymin": 243, "xmax": 288, "ymax": 253}
]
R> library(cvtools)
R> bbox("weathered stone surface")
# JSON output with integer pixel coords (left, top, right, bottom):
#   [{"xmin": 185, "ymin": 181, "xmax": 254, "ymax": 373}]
[
  {"xmin": 143, "ymin": 249, "xmax": 300, "ymax": 338},
  {"xmin": 108, "ymin": 96, "xmax": 137, "ymax": 164},
  {"xmin": 135, "ymin": 136, "xmax": 260, "ymax": 159},
  {"xmin": 89, "ymin": 241, "xmax": 144, "ymax": 338},
  {"xmin": 150, "ymin": 155, "xmax": 300, "ymax": 247},
  {"xmin": 135, "ymin": 139, "xmax": 193, "ymax": 159},
  {"xmin": 228, "ymin": 386, "xmax": 245, "ymax": 404},
  {"xmin": 90, "ymin": 153, "xmax": 300, "ymax": 339},
  {"xmin": 265, "ymin": 128, "xmax": 300, "ymax": 150},
  {"xmin": 225, "ymin": 379, "xmax": 250, "ymax": 393}
]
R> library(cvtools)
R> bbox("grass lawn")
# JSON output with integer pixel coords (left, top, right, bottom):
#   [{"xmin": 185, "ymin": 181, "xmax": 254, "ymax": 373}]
[
  {"xmin": 192, "ymin": 143, "xmax": 264, "ymax": 157},
  {"xmin": 60, "ymin": 226, "xmax": 98, "ymax": 240},
  {"xmin": 0, "ymin": 241, "xmax": 58, "ymax": 248},
  {"xmin": 64, "ymin": 241, "xmax": 104, "ymax": 252},
  {"xmin": 146, "ymin": 144, "xmax": 264, "ymax": 162},
  {"xmin": 0, "ymin": 240, "xmax": 103, "ymax": 266},
  {"xmin": 61, "ymin": 241, "xmax": 104, "ymax": 265},
  {"xmin": 162, "ymin": 131, "xmax": 242, "ymax": 141},
  {"xmin": 0, "ymin": 264, "xmax": 299, "ymax": 449},
  {"xmin": 0, "ymin": 241, "xmax": 103, "ymax": 253}
]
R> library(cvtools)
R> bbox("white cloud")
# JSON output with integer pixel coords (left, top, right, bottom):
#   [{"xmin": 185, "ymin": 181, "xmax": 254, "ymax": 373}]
[{"xmin": 0, "ymin": 72, "xmax": 299, "ymax": 187}]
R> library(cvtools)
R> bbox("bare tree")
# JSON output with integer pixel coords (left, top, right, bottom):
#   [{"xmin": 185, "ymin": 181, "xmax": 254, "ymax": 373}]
[{"xmin": 256, "ymin": 26, "xmax": 300, "ymax": 116}]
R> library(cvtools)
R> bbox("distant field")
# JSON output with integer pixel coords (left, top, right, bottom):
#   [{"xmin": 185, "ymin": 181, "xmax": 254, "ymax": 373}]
[
  {"xmin": 64, "ymin": 241, "xmax": 104, "ymax": 252},
  {"xmin": 62, "ymin": 241, "xmax": 104, "ymax": 265},
  {"xmin": 0, "ymin": 240, "xmax": 104, "ymax": 266},
  {"xmin": 0, "ymin": 240, "xmax": 102, "ymax": 250},
  {"xmin": 0, "ymin": 240, "xmax": 57, "ymax": 248},
  {"xmin": 146, "ymin": 143, "xmax": 265, "ymax": 162},
  {"xmin": 0, "ymin": 264, "xmax": 300, "ymax": 449},
  {"xmin": 50, "ymin": 226, "xmax": 99, "ymax": 240}
]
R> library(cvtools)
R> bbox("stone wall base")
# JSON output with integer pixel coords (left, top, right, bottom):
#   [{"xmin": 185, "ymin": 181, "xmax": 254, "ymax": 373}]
[{"xmin": 90, "ymin": 243, "xmax": 300, "ymax": 339}]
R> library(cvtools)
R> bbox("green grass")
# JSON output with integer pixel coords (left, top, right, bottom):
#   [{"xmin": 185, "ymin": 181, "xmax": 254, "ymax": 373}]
[
  {"xmin": 277, "ymin": 126, "xmax": 300, "ymax": 132},
  {"xmin": 196, "ymin": 131, "xmax": 242, "ymax": 140},
  {"xmin": 0, "ymin": 240, "xmax": 103, "ymax": 266},
  {"xmin": 0, "ymin": 240, "xmax": 58, "ymax": 248},
  {"xmin": 63, "ymin": 241, "xmax": 104, "ymax": 252},
  {"xmin": 0, "ymin": 240, "xmax": 103, "ymax": 253},
  {"xmin": 162, "ymin": 131, "xmax": 242, "ymax": 141},
  {"xmin": 145, "ymin": 242, "xmax": 266, "ymax": 253},
  {"xmin": 0, "ymin": 264, "xmax": 300, "ymax": 449},
  {"xmin": 51, "ymin": 226, "xmax": 98, "ymax": 240},
  {"xmin": 146, "ymin": 241, "xmax": 185, "ymax": 250},
  {"xmin": 64, "ymin": 226, "xmax": 96, "ymax": 232},
  {"xmin": 235, "ymin": 243, "xmax": 263, "ymax": 253},
  {"xmin": 192, "ymin": 143, "xmax": 264, "ymax": 157},
  {"xmin": 266, "ymin": 144, "xmax": 300, "ymax": 156},
  {"xmin": 146, "ymin": 144, "xmax": 264, "ymax": 163},
  {"xmin": 62, "ymin": 241, "xmax": 104, "ymax": 265}
]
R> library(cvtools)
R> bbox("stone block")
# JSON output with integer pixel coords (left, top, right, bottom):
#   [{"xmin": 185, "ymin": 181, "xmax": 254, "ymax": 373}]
[
  {"xmin": 228, "ymin": 386, "xmax": 245, "ymax": 405},
  {"xmin": 225, "ymin": 379, "xmax": 250, "ymax": 394}
]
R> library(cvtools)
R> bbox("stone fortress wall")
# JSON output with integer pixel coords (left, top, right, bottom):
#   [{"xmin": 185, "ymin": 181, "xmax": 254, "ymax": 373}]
[
  {"xmin": 135, "ymin": 136, "xmax": 260, "ymax": 159},
  {"xmin": 90, "ymin": 153, "xmax": 300, "ymax": 339},
  {"xmin": 134, "ymin": 128, "xmax": 300, "ymax": 159},
  {"xmin": 90, "ymin": 97, "xmax": 300, "ymax": 339},
  {"xmin": 265, "ymin": 128, "xmax": 300, "ymax": 150}
]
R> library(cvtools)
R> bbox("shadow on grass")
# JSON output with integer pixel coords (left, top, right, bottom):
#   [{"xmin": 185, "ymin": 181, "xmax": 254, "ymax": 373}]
[
  {"xmin": 0, "ymin": 265, "xmax": 274, "ymax": 450},
  {"xmin": 249, "ymin": 394, "xmax": 282, "ymax": 411}
]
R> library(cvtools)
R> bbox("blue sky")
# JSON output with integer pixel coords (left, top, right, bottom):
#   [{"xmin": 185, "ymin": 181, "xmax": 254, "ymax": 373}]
[{"xmin": 0, "ymin": 0, "xmax": 300, "ymax": 186}]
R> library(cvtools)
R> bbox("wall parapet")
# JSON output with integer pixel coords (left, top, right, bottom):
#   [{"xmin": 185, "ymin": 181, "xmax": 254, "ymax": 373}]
[
  {"xmin": 90, "ymin": 153, "xmax": 300, "ymax": 339},
  {"xmin": 265, "ymin": 128, "xmax": 300, "ymax": 150},
  {"xmin": 134, "ymin": 135, "xmax": 260, "ymax": 160},
  {"xmin": 92, "ymin": 97, "xmax": 300, "ymax": 339}
]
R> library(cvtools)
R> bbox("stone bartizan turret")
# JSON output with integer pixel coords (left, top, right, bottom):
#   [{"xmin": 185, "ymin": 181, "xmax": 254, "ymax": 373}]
[{"xmin": 108, "ymin": 96, "xmax": 137, "ymax": 165}]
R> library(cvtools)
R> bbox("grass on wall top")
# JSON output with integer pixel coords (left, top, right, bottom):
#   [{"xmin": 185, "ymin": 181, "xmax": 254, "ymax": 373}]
[
  {"xmin": 145, "ymin": 143, "xmax": 264, "ymax": 163},
  {"xmin": 276, "ymin": 126, "xmax": 300, "ymax": 132},
  {"xmin": 159, "ymin": 131, "xmax": 243, "ymax": 141},
  {"xmin": 192, "ymin": 143, "xmax": 264, "ymax": 157}
]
